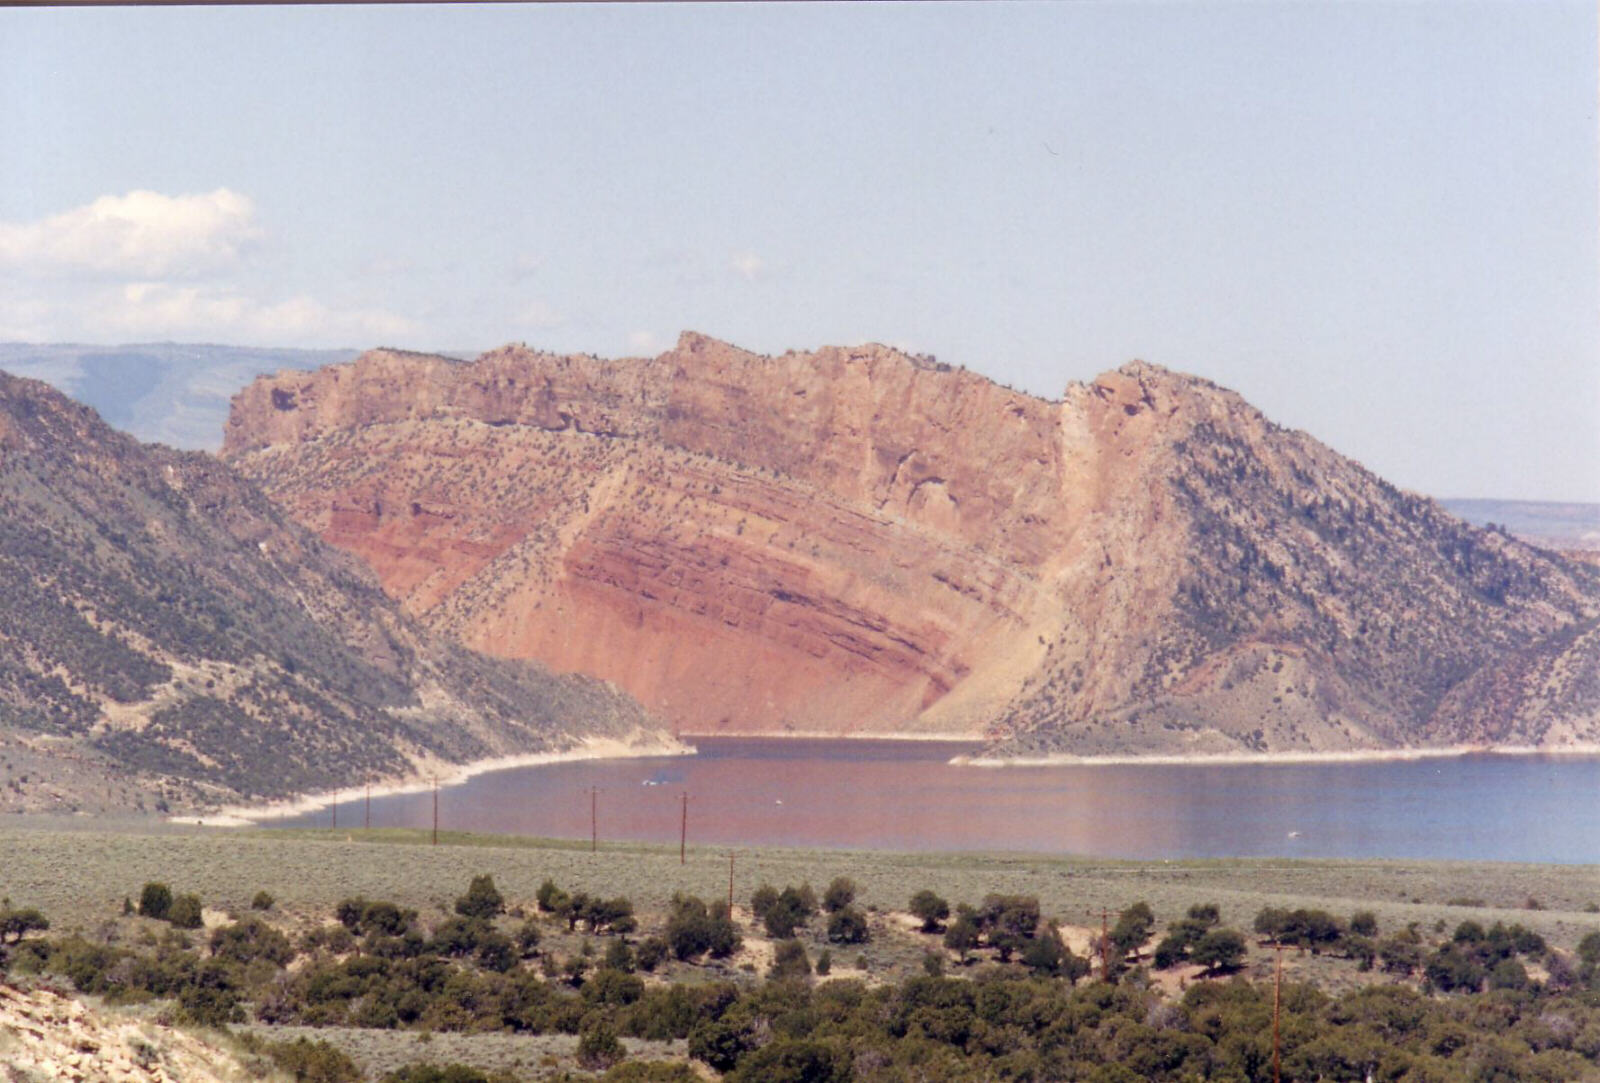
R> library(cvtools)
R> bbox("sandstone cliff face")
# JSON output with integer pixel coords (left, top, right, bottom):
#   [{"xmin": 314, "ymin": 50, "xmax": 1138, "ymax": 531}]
[{"xmin": 224, "ymin": 334, "xmax": 1600, "ymax": 753}]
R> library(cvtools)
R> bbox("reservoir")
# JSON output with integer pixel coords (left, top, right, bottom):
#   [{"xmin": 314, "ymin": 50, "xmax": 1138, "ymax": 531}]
[{"xmin": 271, "ymin": 738, "xmax": 1600, "ymax": 864}]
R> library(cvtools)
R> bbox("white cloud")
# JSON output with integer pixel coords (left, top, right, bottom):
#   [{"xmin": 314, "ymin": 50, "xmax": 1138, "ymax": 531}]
[
  {"xmin": 729, "ymin": 250, "xmax": 767, "ymax": 282},
  {"xmin": 109, "ymin": 282, "xmax": 416, "ymax": 343},
  {"xmin": 0, "ymin": 189, "xmax": 261, "ymax": 277},
  {"xmin": 515, "ymin": 300, "xmax": 566, "ymax": 330}
]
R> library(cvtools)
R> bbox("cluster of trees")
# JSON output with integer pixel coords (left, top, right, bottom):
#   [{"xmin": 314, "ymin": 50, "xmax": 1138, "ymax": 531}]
[
  {"xmin": 8, "ymin": 875, "xmax": 1600, "ymax": 1082},
  {"xmin": 749, "ymin": 877, "xmax": 870, "ymax": 946},
  {"xmin": 136, "ymin": 881, "xmax": 204, "ymax": 930}
]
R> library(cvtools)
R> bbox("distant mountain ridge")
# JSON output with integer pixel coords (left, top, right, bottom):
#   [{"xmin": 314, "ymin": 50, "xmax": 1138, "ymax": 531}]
[
  {"xmin": 1441, "ymin": 498, "xmax": 1600, "ymax": 555},
  {"xmin": 0, "ymin": 369, "xmax": 667, "ymax": 814},
  {"xmin": 0, "ymin": 343, "xmax": 361, "ymax": 451},
  {"xmin": 223, "ymin": 334, "xmax": 1600, "ymax": 757}
]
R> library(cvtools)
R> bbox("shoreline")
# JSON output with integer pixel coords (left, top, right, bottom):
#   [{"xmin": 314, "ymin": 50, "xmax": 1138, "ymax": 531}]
[
  {"xmin": 174, "ymin": 732, "xmax": 695, "ymax": 828},
  {"xmin": 955, "ymin": 742, "xmax": 1600, "ymax": 767}
]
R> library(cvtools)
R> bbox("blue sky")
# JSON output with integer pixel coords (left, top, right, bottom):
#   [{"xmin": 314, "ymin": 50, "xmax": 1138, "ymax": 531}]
[{"xmin": 1, "ymin": 3, "xmax": 1595, "ymax": 502}]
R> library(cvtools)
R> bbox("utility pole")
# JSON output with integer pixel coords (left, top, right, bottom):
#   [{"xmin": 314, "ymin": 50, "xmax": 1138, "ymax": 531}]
[
  {"xmin": 679, "ymin": 791, "xmax": 689, "ymax": 865},
  {"xmin": 431, "ymin": 778, "xmax": 439, "ymax": 846},
  {"xmin": 1099, "ymin": 908, "xmax": 1112, "ymax": 982},
  {"xmin": 590, "ymin": 786, "xmax": 598, "ymax": 853},
  {"xmin": 1273, "ymin": 941, "xmax": 1284, "ymax": 1083},
  {"xmin": 364, "ymin": 781, "xmax": 371, "ymax": 830}
]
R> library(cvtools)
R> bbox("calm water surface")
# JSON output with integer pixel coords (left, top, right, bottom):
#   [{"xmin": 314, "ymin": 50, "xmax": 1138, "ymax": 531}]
[{"xmin": 273, "ymin": 738, "xmax": 1600, "ymax": 863}]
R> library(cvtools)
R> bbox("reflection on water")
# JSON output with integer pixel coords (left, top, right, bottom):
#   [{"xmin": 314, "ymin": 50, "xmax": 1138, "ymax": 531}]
[{"xmin": 272, "ymin": 738, "xmax": 1600, "ymax": 863}]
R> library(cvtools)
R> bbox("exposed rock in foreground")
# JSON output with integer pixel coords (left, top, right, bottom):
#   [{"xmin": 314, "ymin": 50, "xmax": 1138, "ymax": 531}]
[
  {"xmin": 0, "ymin": 371, "xmax": 665, "ymax": 814},
  {"xmin": 0, "ymin": 981, "xmax": 252, "ymax": 1083},
  {"xmin": 224, "ymin": 333, "xmax": 1600, "ymax": 756}
]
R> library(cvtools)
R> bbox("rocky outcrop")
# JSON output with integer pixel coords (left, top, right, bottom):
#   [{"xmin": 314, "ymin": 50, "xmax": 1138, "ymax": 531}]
[
  {"xmin": 224, "ymin": 334, "xmax": 1600, "ymax": 754},
  {"xmin": 0, "ymin": 370, "xmax": 665, "ymax": 812}
]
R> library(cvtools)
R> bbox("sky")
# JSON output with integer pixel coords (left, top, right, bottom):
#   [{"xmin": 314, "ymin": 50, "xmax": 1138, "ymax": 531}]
[{"xmin": 1, "ymin": 2, "xmax": 1596, "ymax": 502}]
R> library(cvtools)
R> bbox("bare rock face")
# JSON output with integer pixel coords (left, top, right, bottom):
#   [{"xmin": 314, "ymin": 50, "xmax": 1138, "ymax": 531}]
[
  {"xmin": 0, "ymin": 370, "xmax": 664, "ymax": 812},
  {"xmin": 224, "ymin": 334, "xmax": 1600, "ymax": 754}
]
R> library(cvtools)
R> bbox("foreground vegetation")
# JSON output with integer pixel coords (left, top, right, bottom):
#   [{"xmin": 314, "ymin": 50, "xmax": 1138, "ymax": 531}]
[{"xmin": 3, "ymin": 825, "xmax": 1600, "ymax": 1080}]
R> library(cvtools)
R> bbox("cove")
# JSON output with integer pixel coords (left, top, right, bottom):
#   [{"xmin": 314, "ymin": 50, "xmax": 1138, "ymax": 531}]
[{"xmin": 267, "ymin": 737, "xmax": 1600, "ymax": 864}]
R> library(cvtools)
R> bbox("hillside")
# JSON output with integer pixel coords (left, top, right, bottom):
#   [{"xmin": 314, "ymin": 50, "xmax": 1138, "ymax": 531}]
[
  {"xmin": 223, "ymin": 334, "xmax": 1600, "ymax": 756},
  {"xmin": 0, "ymin": 370, "xmax": 667, "ymax": 814}
]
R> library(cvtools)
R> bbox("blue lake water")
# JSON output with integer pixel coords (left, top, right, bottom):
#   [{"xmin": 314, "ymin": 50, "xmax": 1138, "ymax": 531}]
[{"xmin": 271, "ymin": 738, "xmax": 1600, "ymax": 864}]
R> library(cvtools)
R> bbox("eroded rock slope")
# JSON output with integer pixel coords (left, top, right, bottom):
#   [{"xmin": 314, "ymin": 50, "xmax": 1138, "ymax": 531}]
[{"xmin": 224, "ymin": 334, "xmax": 1600, "ymax": 755}]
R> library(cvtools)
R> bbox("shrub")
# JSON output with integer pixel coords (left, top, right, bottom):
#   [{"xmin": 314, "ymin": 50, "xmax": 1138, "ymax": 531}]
[
  {"xmin": 771, "ymin": 939, "xmax": 811, "ymax": 980},
  {"xmin": 1191, "ymin": 929, "xmax": 1247, "ymax": 974},
  {"xmin": 139, "ymin": 882, "xmax": 172, "ymax": 920},
  {"xmin": 250, "ymin": 891, "xmax": 275, "ymax": 912},
  {"xmin": 909, "ymin": 890, "xmax": 949, "ymax": 933},
  {"xmin": 514, "ymin": 920, "xmax": 541, "ymax": 957},
  {"xmin": 750, "ymin": 884, "xmax": 780, "ymax": 922},
  {"xmin": 210, "ymin": 917, "xmax": 293, "ymax": 966},
  {"xmin": 603, "ymin": 938, "xmax": 635, "ymax": 974},
  {"xmin": 477, "ymin": 931, "xmax": 516, "ymax": 973},
  {"xmin": 0, "ymin": 907, "xmax": 48, "ymax": 944},
  {"xmin": 826, "ymin": 907, "xmax": 869, "ymax": 945},
  {"xmin": 264, "ymin": 1036, "xmax": 362, "ymax": 1083},
  {"xmin": 455, "ymin": 875, "xmax": 505, "ymax": 921},
  {"xmin": 727, "ymin": 1038, "xmax": 851, "ymax": 1083},
  {"xmin": 577, "ymin": 1017, "xmax": 626, "ymax": 1070},
  {"xmin": 1108, "ymin": 901, "xmax": 1154, "ymax": 959},
  {"xmin": 167, "ymin": 894, "xmax": 203, "ymax": 930},
  {"xmin": 815, "ymin": 949, "xmax": 832, "ymax": 976},
  {"xmin": 636, "ymin": 935, "xmax": 669, "ymax": 972},
  {"xmin": 822, "ymin": 877, "xmax": 856, "ymax": 913},
  {"xmin": 602, "ymin": 1063, "xmax": 699, "ymax": 1083},
  {"xmin": 1349, "ymin": 910, "xmax": 1378, "ymax": 937},
  {"xmin": 536, "ymin": 879, "xmax": 568, "ymax": 914}
]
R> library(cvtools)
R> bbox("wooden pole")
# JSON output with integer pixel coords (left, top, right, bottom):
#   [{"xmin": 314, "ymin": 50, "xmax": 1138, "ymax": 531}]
[
  {"xmin": 679, "ymin": 791, "xmax": 688, "ymax": 864},
  {"xmin": 1100, "ymin": 909, "xmax": 1112, "ymax": 982},
  {"xmin": 1273, "ymin": 941, "xmax": 1283, "ymax": 1083}
]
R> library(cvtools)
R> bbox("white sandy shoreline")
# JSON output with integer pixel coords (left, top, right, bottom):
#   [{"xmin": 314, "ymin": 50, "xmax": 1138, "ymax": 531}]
[
  {"xmin": 954, "ymin": 743, "xmax": 1600, "ymax": 768},
  {"xmin": 176, "ymin": 735, "xmax": 1600, "ymax": 827},
  {"xmin": 177, "ymin": 733, "xmax": 695, "ymax": 828}
]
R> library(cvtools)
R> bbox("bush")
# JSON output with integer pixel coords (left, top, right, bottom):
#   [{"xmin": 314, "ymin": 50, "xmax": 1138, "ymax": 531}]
[
  {"xmin": 770, "ymin": 939, "xmax": 811, "ymax": 980},
  {"xmin": 1108, "ymin": 901, "xmax": 1154, "ymax": 959},
  {"xmin": 727, "ymin": 1038, "xmax": 851, "ymax": 1083},
  {"xmin": 815, "ymin": 949, "xmax": 832, "ymax": 976},
  {"xmin": 826, "ymin": 907, "xmax": 869, "ymax": 945},
  {"xmin": 139, "ymin": 882, "xmax": 172, "ymax": 920},
  {"xmin": 455, "ymin": 875, "xmax": 505, "ymax": 921},
  {"xmin": 602, "ymin": 1064, "xmax": 699, "ymax": 1083},
  {"xmin": 537, "ymin": 879, "xmax": 569, "ymax": 914},
  {"xmin": 636, "ymin": 935, "xmax": 669, "ymax": 972},
  {"xmin": 168, "ymin": 894, "xmax": 203, "ymax": 930},
  {"xmin": 514, "ymin": 920, "xmax": 542, "ymax": 957},
  {"xmin": 251, "ymin": 891, "xmax": 275, "ymax": 912},
  {"xmin": 822, "ymin": 877, "xmax": 856, "ymax": 913},
  {"xmin": 0, "ymin": 907, "xmax": 48, "ymax": 944},
  {"xmin": 1191, "ymin": 929, "xmax": 1247, "ymax": 974},
  {"xmin": 666, "ymin": 895, "xmax": 739, "ymax": 961},
  {"xmin": 909, "ymin": 890, "xmax": 949, "ymax": 933},
  {"xmin": 264, "ymin": 1036, "xmax": 362, "ymax": 1083},
  {"xmin": 1349, "ymin": 910, "xmax": 1378, "ymax": 937},
  {"xmin": 210, "ymin": 917, "xmax": 293, "ymax": 966},
  {"xmin": 750, "ymin": 884, "xmax": 779, "ymax": 922}
]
